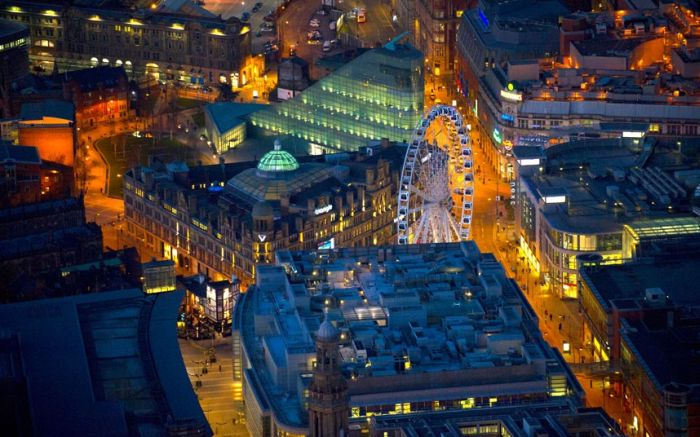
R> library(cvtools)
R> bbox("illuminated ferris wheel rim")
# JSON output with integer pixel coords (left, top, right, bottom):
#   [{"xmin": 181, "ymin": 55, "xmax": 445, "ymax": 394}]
[{"xmin": 397, "ymin": 104, "xmax": 474, "ymax": 245}]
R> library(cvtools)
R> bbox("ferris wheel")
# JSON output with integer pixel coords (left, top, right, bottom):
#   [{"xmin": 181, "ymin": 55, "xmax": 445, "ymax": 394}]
[{"xmin": 397, "ymin": 105, "xmax": 474, "ymax": 245}]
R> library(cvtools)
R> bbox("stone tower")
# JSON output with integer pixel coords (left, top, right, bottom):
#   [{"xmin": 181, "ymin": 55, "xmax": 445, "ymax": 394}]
[{"xmin": 308, "ymin": 315, "xmax": 349, "ymax": 437}]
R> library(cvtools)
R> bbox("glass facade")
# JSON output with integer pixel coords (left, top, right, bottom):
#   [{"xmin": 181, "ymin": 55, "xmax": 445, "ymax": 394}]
[{"xmin": 250, "ymin": 40, "xmax": 424, "ymax": 151}]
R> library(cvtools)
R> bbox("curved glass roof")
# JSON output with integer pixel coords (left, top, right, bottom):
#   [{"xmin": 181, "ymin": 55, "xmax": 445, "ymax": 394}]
[{"xmin": 257, "ymin": 140, "xmax": 299, "ymax": 173}]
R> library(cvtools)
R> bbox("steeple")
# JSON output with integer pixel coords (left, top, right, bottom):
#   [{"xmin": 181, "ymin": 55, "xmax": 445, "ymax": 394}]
[{"xmin": 308, "ymin": 313, "xmax": 349, "ymax": 437}]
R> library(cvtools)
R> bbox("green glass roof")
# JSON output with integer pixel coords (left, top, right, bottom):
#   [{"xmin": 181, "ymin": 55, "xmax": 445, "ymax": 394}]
[
  {"xmin": 624, "ymin": 216, "xmax": 700, "ymax": 240},
  {"xmin": 257, "ymin": 140, "xmax": 299, "ymax": 173}
]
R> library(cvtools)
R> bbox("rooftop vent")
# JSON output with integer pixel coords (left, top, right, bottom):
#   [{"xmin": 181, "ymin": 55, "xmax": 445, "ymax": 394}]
[{"xmin": 645, "ymin": 287, "xmax": 665, "ymax": 307}]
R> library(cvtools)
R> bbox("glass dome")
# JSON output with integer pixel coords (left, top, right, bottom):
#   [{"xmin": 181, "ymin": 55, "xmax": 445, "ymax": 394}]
[{"xmin": 257, "ymin": 140, "xmax": 299, "ymax": 173}]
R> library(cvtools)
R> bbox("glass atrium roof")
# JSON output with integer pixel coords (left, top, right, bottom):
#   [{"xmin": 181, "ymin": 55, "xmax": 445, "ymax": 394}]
[
  {"xmin": 624, "ymin": 217, "xmax": 700, "ymax": 240},
  {"xmin": 257, "ymin": 139, "xmax": 299, "ymax": 173}
]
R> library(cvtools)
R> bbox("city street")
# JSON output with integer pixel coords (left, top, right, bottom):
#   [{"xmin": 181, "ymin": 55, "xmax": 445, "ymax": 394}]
[
  {"xmin": 179, "ymin": 338, "xmax": 248, "ymax": 437},
  {"xmin": 462, "ymin": 109, "xmax": 632, "ymax": 431},
  {"xmin": 276, "ymin": 0, "xmax": 400, "ymax": 79},
  {"xmin": 203, "ymin": 0, "xmax": 282, "ymax": 54}
]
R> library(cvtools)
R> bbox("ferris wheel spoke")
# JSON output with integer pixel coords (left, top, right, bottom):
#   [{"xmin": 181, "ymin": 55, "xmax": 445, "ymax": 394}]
[{"xmin": 397, "ymin": 104, "xmax": 473, "ymax": 245}]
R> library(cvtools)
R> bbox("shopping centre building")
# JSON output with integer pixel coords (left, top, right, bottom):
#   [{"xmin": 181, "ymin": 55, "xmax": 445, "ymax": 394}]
[
  {"xmin": 123, "ymin": 139, "xmax": 405, "ymax": 284},
  {"xmin": 234, "ymin": 242, "xmax": 584, "ymax": 436},
  {"xmin": 249, "ymin": 34, "xmax": 424, "ymax": 152},
  {"xmin": 513, "ymin": 137, "xmax": 700, "ymax": 299}
]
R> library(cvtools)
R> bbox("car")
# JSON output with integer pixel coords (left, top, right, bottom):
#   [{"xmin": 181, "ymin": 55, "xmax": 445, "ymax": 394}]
[
  {"xmin": 357, "ymin": 9, "xmax": 366, "ymax": 23},
  {"xmin": 264, "ymin": 12, "xmax": 275, "ymax": 22},
  {"xmin": 253, "ymin": 2, "xmax": 263, "ymax": 12},
  {"xmin": 261, "ymin": 25, "xmax": 275, "ymax": 33},
  {"xmin": 309, "ymin": 19, "xmax": 320, "ymax": 28},
  {"xmin": 241, "ymin": 12, "xmax": 250, "ymax": 21},
  {"xmin": 289, "ymin": 45, "xmax": 296, "ymax": 56},
  {"xmin": 307, "ymin": 38, "xmax": 320, "ymax": 45},
  {"xmin": 322, "ymin": 40, "xmax": 331, "ymax": 52},
  {"xmin": 329, "ymin": 21, "xmax": 336, "ymax": 31},
  {"xmin": 316, "ymin": 8, "xmax": 327, "ymax": 15}
]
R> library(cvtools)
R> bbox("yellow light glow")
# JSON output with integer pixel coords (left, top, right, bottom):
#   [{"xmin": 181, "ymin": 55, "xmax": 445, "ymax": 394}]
[
  {"xmin": 42, "ymin": 9, "xmax": 57, "ymax": 16},
  {"xmin": 127, "ymin": 18, "xmax": 143, "ymax": 26},
  {"xmin": 239, "ymin": 26, "xmax": 250, "ymax": 35},
  {"xmin": 88, "ymin": 14, "xmax": 102, "ymax": 21},
  {"xmin": 171, "ymin": 23, "xmax": 184, "ymax": 30},
  {"xmin": 210, "ymin": 28, "xmax": 224, "ymax": 36},
  {"xmin": 8, "ymin": 6, "xmax": 22, "ymax": 13}
]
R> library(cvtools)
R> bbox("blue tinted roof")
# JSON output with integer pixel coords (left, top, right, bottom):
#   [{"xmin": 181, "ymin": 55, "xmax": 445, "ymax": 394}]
[
  {"xmin": 20, "ymin": 99, "xmax": 75, "ymax": 122},
  {"xmin": 205, "ymin": 102, "xmax": 267, "ymax": 134}
]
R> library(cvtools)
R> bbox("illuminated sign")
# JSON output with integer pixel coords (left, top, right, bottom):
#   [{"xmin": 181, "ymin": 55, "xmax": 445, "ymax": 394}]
[
  {"xmin": 544, "ymin": 195, "xmax": 566, "ymax": 204},
  {"xmin": 622, "ymin": 131, "xmax": 644, "ymax": 138},
  {"xmin": 500, "ymin": 89, "xmax": 523, "ymax": 102},
  {"xmin": 518, "ymin": 158, "xmax": 540, "ymax": 166},
  {"xmin": 257, "ymin": 234, "xmax": 267, "ymax": 242},
  {"xmin": 500, "ymin": 113, "xmax": 514, "ymax": 122},
  {"xmin": 507, "ymin": 82, "xmax": 515, "ymax": 91},
  {"xmin": 318, "ymin": 238, "xmax": 335, "ymax": 250},
  {"xmin": 492, "ymin": 128, "xmax": 502, "ymax": 144},
  {"xmin": 314, "ymin": 204, "xmax": 333, "ymax": 215}
]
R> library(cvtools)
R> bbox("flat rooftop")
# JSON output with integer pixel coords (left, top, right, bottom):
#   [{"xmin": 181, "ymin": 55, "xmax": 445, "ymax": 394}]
[
  {"xmin": 240, "ymin": 242, "xmax": 581, "ymax": 428},
  {"xmin": 0, "ymin": 288, "xmax": 210, "ymax": 436},
  {"xmin": 623, "ymin": 319, "xmax": 700, "ymax": 398},
  {"xmin": 581, "ymin": 254, "xmax": 700, "ymax": 309}
]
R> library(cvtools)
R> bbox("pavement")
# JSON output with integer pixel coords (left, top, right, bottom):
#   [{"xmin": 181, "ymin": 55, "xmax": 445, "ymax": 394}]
[
  {"xmin": 179, "ymin": 338, "xmax": 249, "ymax": 437},
  {"xmin": 461, "ymin": 101, "xmax": 633, "ymax": 431}
]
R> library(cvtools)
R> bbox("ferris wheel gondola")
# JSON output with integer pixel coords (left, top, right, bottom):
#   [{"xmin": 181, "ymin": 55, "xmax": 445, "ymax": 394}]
[{"xmin": 397, "ymin": 105, "xmax": 474, "ymax": 245}]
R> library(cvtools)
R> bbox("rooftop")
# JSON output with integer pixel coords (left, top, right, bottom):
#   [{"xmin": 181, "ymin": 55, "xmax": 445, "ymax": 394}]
[
  {"xmin": 239, "ymin": 242, "xmax": 581, "ymax": 429},
  {"xmin": 0, "ymin": 17, "xmax": 28, "ymax": 43},
  {"xmin": 520, "ymin": 137, "xmax": 697, "ymax": 235},
  {"xmin": 19, "ymin": 99, "xmax": 75, "ymax": 123},
  {"xmin": 256, "ymin": 139, "xmax": 299, "ymax": 173},
  {"xmin": 622, "ymin": 318, "xmax": 700, "ymax": 398},
  {"xmin": 581, "ymin": 253, "xmax": 700, "ymax": 311},
  {"xmin": 63, "ymin": 66, "xmax": 127, "ymax": 92},
  {"xmin": 0, "ymin": 142, "xmax": 40, "ymax": 165},
  {"xmin": 362, "ymin": 404, "xmax": 622, "ymax": 437},
  {"xmin": 204, "ymin": 102, "xmax": 267, "ymax": 135},
  {"xmin": 0, "ymin": 288, "xmax": 210, "ymax": 436}
]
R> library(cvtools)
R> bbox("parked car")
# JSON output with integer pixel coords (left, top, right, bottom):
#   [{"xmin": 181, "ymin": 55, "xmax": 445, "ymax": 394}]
[
  {"xmin": 241, "ymin": 12, "xmax": 250, "ymax": 21},
  {"xmin": 252, "ymin": 2, "xmax": 263, "ymax": 12},
  {"xmin": 323, "ymin": 40, "xmax": 331, "ymax": 52},
  {"xmin": 264, "ymin": 12, "xmax": 275, "ymax": 22}
]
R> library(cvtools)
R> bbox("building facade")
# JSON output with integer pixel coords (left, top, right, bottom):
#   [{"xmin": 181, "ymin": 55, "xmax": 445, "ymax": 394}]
[
  {"xmin": 0, "ymin": 196, "xmax": 103, "ymax": 281},
  {"xmin": 0, "ymin": 18, "xmax": 29, "ymax": 118},
  {"xmin": 513, "ymin": 137, "xmax": 700, "ymax": 299},
  {"xmin": 414, "ymin": 0, "xmax": 467, "ymax": 82},
  {"xmin": 123, "ymin": 140, "xmax": 405, "ymax": 284},
  {"xmin": 62, "ymin": 66, "xmax": 130, "ymax": 129},
  {"xmin": 578, "ymin": 254, "xmax": 700, "ymax": 437},
  {"xmin": 0, "ymin": 0, "xmax": 250, "ymax": 87},
  {"xmin": 17, "ymin": 99, "xmax": 75, "ymax": 167},
  {"xmin": 249, "ymin": 35, "xmax": 424, "ymax": 152}
]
